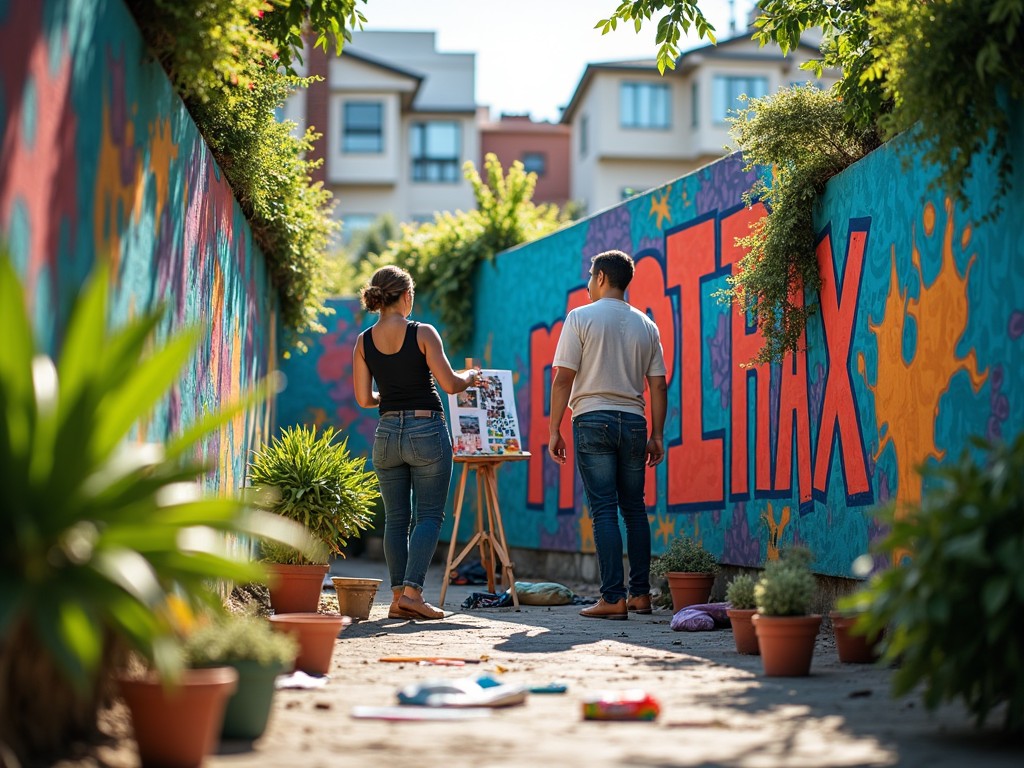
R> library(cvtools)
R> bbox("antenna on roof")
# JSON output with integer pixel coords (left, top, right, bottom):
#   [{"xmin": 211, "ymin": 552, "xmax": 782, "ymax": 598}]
[{"xmin": 729, "ymin": 0, "xmax": 737, "ymax": 34}]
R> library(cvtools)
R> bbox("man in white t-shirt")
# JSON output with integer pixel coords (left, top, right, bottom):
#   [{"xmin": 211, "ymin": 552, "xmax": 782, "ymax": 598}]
[{"xmin": 548, "ymin": 250, "xmax": 668, "ymax": 620}]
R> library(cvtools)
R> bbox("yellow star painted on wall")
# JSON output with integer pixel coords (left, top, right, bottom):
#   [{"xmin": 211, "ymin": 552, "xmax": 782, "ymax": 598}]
[{"xmin": 649, "ymin": 188, "xmax": 672, "ymax": 229}]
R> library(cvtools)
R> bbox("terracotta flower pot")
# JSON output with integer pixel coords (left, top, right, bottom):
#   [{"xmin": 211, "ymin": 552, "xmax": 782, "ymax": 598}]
[
  {"xmin": 268, "ymin": 613, "xmax": 350, "ymax": 675},
  {"xmin": 752, "ymin": 613, "xmax": 822, "ymax": 676},
  {"xmin": 118, "ymin": 666, "xmax": 238, "ymax": 768},
  {"xmin": 830, "ymin": 611, "xmax": 883, "ymax": 664},
  {"xmin": 331, "ymin": 576, "xmax": 382, "ymax": 620},
  {"xmin": 726, "ymin": 608, "xmax": 760, "ymax": 655},
  {"xmin": 666, "ymin": 572, "xmax": 715, "ymax": 612},
  {"xmin": 265, "ymin": 563, "xmax": 329, "ymax": 614}
]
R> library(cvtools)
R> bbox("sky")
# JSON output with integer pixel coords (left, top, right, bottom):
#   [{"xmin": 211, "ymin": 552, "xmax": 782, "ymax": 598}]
[{"xmin": 356, "ymin": 0, "xmax": 759, "ymax": 123}]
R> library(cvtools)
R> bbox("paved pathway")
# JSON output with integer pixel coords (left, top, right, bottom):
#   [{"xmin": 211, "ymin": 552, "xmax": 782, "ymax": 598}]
[{"xmin": 206, "ymin": 554, "xmax": 1023, "ymax": 768}]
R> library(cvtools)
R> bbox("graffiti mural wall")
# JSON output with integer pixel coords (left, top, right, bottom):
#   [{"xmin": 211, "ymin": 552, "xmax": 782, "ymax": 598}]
[
  {"xmin": 0, "ymin": 0, "xmax": 276, "ymax": 492},
  {"xmin": 277, "ymin": 124, "xmax": 1023, "ymax": 578}
]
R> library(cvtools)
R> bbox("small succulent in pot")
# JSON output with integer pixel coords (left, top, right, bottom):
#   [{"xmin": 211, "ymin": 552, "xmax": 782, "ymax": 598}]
[
  {"xmin": 725, "ymin": 573, "xmax": 758, "ymax": 610},
  {"xmin": 651, "ymin": 536, "xmax": 719, "ymax": 578},
  {"xmin": 754, "ymin": 547, "xmax": 815, "ymax": 616}
]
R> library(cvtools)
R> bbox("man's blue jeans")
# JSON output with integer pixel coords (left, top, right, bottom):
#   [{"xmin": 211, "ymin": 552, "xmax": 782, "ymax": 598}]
[
  {"xmin": 372, "ymin": 411, "xmax": 453, "ymax": 591},
  {"xmin": 573, "ymin": 410, "xmax": 651, "ymax": 603}
]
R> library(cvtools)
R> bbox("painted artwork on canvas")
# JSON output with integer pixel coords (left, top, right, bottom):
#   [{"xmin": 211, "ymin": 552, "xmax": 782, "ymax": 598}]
[{"xmin": 448, "ymin": 369, "xmax": 523, "ymax": 455}]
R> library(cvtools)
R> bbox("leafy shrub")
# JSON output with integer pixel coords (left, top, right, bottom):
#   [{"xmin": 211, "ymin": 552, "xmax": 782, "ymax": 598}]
[
  {"xmin": 124, "ymin": 0, "xmax": 368, "ymax": 350},
  {"xmin": 248, "ymin": 425, "xmax": 379, "ymax": 565},
  {"xmin": 843, "ymin": 435, "xmax": 1024, "ymax": 732},
  {"xmin": 651, "ymin": 536, "xmax": 719, "ymax": 578},
  {"xmin": 754, "ymin": 547, "xmax": 816, "ymax": 616},
  {"xmin": 719, "ymin": 86, "xmax": 878, "ymax": 364},
  {"xmin": 364, "ymin": 155, "xmax": 564, "ymax": 349}
]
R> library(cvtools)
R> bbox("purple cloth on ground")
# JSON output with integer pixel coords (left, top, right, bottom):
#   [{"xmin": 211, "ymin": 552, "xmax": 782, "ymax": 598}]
[{"xmin": 670, "ymin": 602, "xmax": 732, "ymax": 632}]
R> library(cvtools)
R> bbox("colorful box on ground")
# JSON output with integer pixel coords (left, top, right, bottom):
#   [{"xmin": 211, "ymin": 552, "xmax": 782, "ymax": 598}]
[{"xmin": 582, "ymin": 691, "xmax": 660, "ymax": 721}]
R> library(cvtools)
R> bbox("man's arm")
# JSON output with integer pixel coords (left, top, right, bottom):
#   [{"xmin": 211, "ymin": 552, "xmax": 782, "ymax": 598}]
[
  {"xmin": 547, "ymin": 366, "xmax": 576, "ymax": 465},
  {"xmin": 646, "ymin": 375, "xmax": 667, "ymax": 466}
]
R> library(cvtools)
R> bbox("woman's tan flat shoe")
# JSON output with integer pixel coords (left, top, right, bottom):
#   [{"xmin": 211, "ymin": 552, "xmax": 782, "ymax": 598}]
[{"xmin": 397, "ymin": 595, "xmax": 445, "ymax": 620}]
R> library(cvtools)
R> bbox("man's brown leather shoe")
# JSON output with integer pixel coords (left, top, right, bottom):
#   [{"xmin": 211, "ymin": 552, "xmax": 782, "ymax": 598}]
[
  {"xmin": 580, "ymin": 597, "xmax": 628, "ymax": 620},
  {"xmin": 627, "ymin": 594, "xmax": 652, "ymax": 614}
]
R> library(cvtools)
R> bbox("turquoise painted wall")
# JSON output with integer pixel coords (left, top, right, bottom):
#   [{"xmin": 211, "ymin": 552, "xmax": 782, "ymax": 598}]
[
  {"xmin": 0, "ymin": 0, "xmax": 277, "ymax": 492},
  {"xmin": 277, "ymin": 105, "xmax": 1023, "ymax": 579}
]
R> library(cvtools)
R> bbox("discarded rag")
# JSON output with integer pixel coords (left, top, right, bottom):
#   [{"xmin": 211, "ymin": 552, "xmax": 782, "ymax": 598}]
[{"xmin": 670, "ymin": 602, "xmax": 732, "ymax": 631}]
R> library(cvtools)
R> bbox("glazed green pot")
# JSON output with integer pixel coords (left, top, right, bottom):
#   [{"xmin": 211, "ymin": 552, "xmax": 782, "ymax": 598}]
[{"xmin": 219, "ymin": 659, "xmax": 287, "ymax": 740}]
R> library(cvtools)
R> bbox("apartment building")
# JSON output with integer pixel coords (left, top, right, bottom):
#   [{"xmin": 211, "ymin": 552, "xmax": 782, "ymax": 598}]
[
  {"xmin": 478, "ymin": 112, "xmax": 571, "ymax": 207},
  {"xmin": 291, "ymin": 28, "xmax": 836, "ymax": 239},
  {"xmin": 561, "ymin": 31, "xmax": 839, "ymax": 214},
  {"xmin": 297, "ymin": 30, "xmax": 479, "ymax": 243}
]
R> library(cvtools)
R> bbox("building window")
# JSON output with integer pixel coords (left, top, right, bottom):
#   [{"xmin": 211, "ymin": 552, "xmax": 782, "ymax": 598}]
[
  {"xmin": 691, "ymin": 81, "xmax": 699, "ymax": 128},
  {"xmin": 340, "ymin": 214, "xmax": 376, "ymax": 245},
  {"xmin": 522, "ymin": 152, "xmax": 546, "ymax": 176},
  {"xmin": 410, "ymin": 121, "xmax": 461, "ymax": 182},
  {"xmin": 620, "ymin": 82, "xmax": 670, "ymax": 129},
  {"xmin": 343, "ymin": 102, "xmax": 383, "ymax": 153},
  {"xmin": 580, "ymin": 115, "xmax": 589, "ymax": 157},
  {"xmin": 712, "ymin": 75, "xmax": 768, "ymax": 123}
]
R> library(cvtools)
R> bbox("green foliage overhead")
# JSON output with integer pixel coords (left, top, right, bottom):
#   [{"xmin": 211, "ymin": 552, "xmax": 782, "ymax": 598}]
[
  {"xmin": 364, "ymin": 155, "xmax": 564, "ymax": 350},
  {"xmin": 125, "ymin": 0, "xmax": 368, "ymax": 350},
  {"xmin": 842, "ymin": 434, "xmax": 1024, "ymax": 732},
  {"xmin": 651, "ymin": 536, "xmax": 719, "ymax": 577},
  {"xmin": 247, "ymin": 425, "xmax": 379, "ymax": 565},
  {"xmin": 754, "ymin": 547, "xmax": 816, "ymax": 616},
  {"xmin": 0, "ymin": 251, "xmax": 315, "ymax": 757},
  {"xmin": 720, "ymin": 86, "xmax": 879, "ymax": 364},
  {"xmin": 596, "ymin": 1, "xmax": 716, "ymax": 74},
  {"xmin": 868, "ymin": 0, "xmax": 1024, "ymax": 221}
]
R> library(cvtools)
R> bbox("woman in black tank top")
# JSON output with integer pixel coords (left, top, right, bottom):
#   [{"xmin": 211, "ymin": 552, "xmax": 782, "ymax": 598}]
[{"xmin": 353, "ymin": 266, "xmax": 481, "ymax": 620}]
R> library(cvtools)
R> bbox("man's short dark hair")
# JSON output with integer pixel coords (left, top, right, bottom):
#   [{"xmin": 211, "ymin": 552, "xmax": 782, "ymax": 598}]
[{"xmin": 591, "ymin": 250, "xmax": 635, "ymax": 290}]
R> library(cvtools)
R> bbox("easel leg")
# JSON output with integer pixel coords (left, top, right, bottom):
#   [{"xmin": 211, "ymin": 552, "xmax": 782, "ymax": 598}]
[
  {"xmin": 440, "ymin": 463, "xmax": 471, "ymax": 607},
  {"xmin": 482, "ymin": 463, "xmax": 519, "ymax": 610},
  {"xmin": 476, "ymin": 469, "xmax": 496, "ymax": 593}
]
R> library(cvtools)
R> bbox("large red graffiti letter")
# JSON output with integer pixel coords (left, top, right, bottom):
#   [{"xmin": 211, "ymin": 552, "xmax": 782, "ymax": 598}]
[
  {"xmin": 720, "ymin": 204, "xmax": 771, "ymax": 497},
  {"xmin": 813, "ymin": 227, "xmax": 870, "ymax": 501},
  {"xmin": 666, "ymin": 218, "xmax": 724, "ymax": 506},
  {"xmin": 629, "ymin": 255, "xmax": 675, "ymax": 501}
]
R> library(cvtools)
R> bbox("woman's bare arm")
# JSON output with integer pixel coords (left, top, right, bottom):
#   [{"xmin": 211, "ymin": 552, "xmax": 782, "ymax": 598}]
[
  {"xmin": 419, "ymin": 324, "xmax": 477, "ymax": 394},
  {"xmin": 352, "ymin": 332, "xmax": 380, "ymax": 408}
]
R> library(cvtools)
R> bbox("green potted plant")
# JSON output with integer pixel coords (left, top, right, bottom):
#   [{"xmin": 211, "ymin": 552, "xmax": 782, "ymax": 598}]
[
  {"xmin": 0, "ymin": 253, "xmax": 314, "ymax": 764},
  {"xmin": 247, "ymin": 425, "xmax": 379, "ymax": 614},
  {"xmin": 725, "ymin": 573, "xmax": 760, "ymax": 655},
  {"xmin": 751, "ymin": 547, "xmax": 821, "ymax": 676},
  {"xmin": 842, "ymin": 434, "xmax": 1024, "ymax": 732},
  {"xmin": 651, "ymin": 536, "xmax": 720, "ymax": 612},
  {"xmin": 184, "ymin": 609, "xmax": 298, "ymax": 740}
]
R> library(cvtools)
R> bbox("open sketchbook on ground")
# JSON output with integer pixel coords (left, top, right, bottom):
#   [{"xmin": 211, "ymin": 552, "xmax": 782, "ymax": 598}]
[{"xmin": 447, "ymin": 369, "xmax": 523, "ymax": 456}]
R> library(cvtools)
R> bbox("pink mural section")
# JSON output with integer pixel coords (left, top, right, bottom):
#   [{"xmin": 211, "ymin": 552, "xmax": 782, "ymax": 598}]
[{"xmin": 0, "ymin": 0, "xmax": 277, "ymax": 494}]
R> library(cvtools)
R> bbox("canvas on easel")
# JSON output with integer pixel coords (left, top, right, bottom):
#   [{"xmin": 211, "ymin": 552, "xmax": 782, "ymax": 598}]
[{"xmin": 447, "ymin": 369, "xmax": 522, "ymax": 455}]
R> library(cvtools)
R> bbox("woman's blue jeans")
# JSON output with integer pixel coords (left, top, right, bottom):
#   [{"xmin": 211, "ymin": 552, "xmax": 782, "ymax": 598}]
[
  {"xmin": 372, "ymin": 411, "xmax": 453, "ymax": 591},
  {"xmin": 572, "ymin": 410, "xmax": 651, "ymax": 603}
]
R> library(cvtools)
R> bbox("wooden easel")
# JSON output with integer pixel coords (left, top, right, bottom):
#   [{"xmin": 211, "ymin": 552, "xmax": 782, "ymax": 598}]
[{"xmin": 440, "ymin": 453, "xmax": 530, "ymax": 610}]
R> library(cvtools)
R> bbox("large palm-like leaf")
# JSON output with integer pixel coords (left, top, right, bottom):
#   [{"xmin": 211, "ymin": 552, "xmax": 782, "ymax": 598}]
[{"xmin": 0, "ymin": 253, "xmax": 313, "ymax": 756}]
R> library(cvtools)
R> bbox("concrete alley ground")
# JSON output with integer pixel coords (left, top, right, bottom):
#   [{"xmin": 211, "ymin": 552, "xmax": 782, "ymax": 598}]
[{"xmin": 196, "ymin": 554, "xmax": 1022, "ymax": 768}]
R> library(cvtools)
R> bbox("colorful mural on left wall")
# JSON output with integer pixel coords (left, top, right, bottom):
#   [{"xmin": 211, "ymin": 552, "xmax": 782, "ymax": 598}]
[{"xmin": 0, "ymin": 0, "xmax": 276, "ymax": 492}]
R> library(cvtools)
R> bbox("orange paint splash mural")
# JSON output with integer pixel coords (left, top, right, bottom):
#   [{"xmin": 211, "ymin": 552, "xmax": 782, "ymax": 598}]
[{"xmin": 861, "ymin": 199, "xmax": 987, "ymax": 545}]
